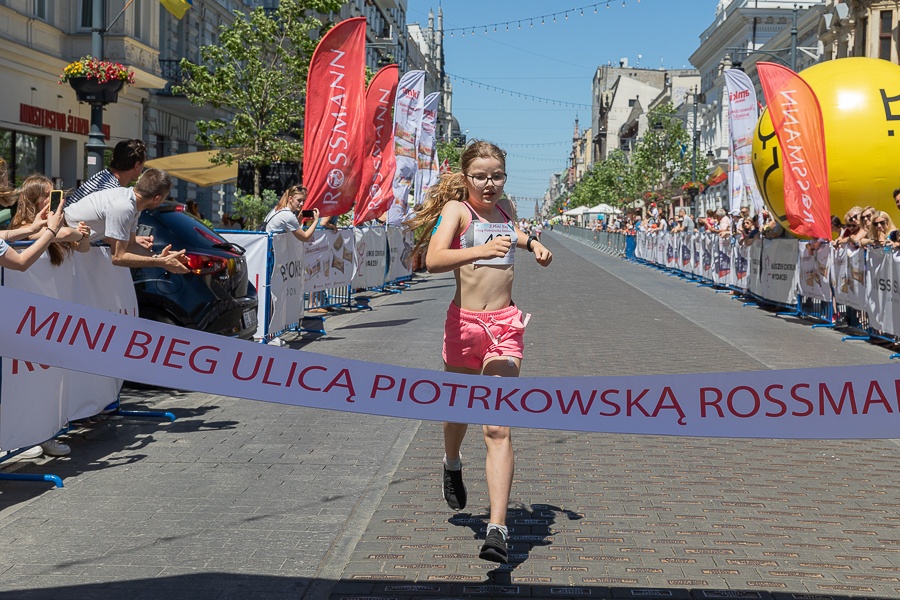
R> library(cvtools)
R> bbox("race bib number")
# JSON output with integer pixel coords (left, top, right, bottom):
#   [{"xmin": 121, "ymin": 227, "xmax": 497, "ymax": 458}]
[{"xmin": 473, "ymin": 222, "xmax": 517, "ymax": 266}]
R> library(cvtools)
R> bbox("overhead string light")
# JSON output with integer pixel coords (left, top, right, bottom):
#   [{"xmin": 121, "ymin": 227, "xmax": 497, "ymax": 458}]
[
  {"xmin": 444, "ymin": 2, "xmax": 633, "ymax": 37},
  {"xmin": 449, "ymin": 73, "xmax": 593, "ymax": 109}
]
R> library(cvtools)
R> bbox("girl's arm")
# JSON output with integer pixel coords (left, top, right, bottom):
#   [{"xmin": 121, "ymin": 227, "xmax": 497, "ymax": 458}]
[
  {"xmin": 425, "ymin": 201, "xmax": 505, "ymax": 273},
  {"xmin": 505, "ymin": 200, "xmax": 552, "ymax": 267}
]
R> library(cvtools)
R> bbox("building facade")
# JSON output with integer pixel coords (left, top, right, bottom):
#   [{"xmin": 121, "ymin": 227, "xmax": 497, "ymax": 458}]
[{"xmin": 0, "ymin": 0, "xmax": 447, "ymax": 224}]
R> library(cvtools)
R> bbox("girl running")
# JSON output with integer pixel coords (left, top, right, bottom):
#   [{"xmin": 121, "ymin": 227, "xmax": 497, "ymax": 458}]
[{"xmin": 405, "ymin": 140, "xmax": 552, "ymax": 563}]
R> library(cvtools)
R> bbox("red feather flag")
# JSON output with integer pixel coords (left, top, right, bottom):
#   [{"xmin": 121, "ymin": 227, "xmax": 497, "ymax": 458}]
[
  {"xmin": 353, "ymin": 64, "xmax": 399, "ymax": 225},
  {"xmin": 302, "ymin": 17, "xmax": 367, "ymax": 217},
  {"xmin": 757, "ymin": 62, "xmax": 830, "ymax": 239}
]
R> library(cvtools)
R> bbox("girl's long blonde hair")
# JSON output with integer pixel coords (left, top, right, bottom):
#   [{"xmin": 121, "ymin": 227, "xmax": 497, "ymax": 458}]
[
  {"xmin": 11, "ymin": 174, "xmax": 71, "ymax": 266},
  {"xmin": 404, "ymin": 140, "xmax": 507, "ymax": 258}
]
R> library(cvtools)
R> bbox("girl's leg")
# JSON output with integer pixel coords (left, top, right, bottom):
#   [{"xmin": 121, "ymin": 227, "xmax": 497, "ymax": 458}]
[
  {"xmin": 443, "ymin": 363, "xmax": 479, "ymax": 459},
  {"xmin": 442, "ymin": 363, "xmax": 479, "ymax": 511},
  {"xmin": 480, "ymin": 357, "xmax": 520, "ymax": 528}
]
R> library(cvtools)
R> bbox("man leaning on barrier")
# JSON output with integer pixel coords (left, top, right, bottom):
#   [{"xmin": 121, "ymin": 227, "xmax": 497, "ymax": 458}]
[{"xmin": 62, "ymin": 168, "xmax": 189, "ymax": 274}]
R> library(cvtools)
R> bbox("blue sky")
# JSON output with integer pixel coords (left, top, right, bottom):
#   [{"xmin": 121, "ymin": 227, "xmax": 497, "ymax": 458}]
[{"xmin": 405, "ymin": 0, "xmax": 721, "ymax": 215}]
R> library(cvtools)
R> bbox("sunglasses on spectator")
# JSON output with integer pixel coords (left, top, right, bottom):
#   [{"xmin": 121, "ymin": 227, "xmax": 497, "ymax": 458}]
[
  {"xmin": 847, "ymin": 215, "xmax": 859, "ymax": 222},
  {"xmin": 862, "ymin": 214, "xmax": 873, "ymax": 220},
  {"xmin": 874, "ymin": 220, "xmax": 888, "ymax": 226}
]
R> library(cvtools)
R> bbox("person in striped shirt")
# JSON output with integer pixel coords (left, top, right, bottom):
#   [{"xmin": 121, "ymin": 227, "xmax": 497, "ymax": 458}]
[{"xmin": 65, "ymin": 138, "xmax": 146, "ymax": 207}]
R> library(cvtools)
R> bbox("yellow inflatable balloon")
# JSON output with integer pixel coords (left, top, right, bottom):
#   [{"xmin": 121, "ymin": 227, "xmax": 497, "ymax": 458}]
[{"xmin": 752, "ymin": 57, "xmax": 900, "ymax": 236}]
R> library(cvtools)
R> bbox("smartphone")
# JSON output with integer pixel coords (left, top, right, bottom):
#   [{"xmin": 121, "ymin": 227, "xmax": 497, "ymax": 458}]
[
  {"xmin": 301, "ymin": 209, "xmax": 316, "ymax": 219},
  {"xmin": 136, "ymin": 224, "xmax": 153, "ymax": 238},
  {"xmin": 49, "ymin": 190, "xmax": 64, "ymax": 211}
]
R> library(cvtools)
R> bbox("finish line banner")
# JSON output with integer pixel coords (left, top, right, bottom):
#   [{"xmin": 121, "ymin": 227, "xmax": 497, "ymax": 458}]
[{"xmin": 2, "ymin": 286, "xmax": 900, "ymax": 440}]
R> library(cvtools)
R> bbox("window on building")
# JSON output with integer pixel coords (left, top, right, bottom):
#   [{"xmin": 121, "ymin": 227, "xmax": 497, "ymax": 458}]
[
  {"xmin": 0, "ymin": 130, "xmax": 46, "ymax": 187},
  {"xmin": 33, "ymin": 0, "xmax": 47, "ymax": 20},
  {"xmin": 859, "ymin": 16, "xmax": 868, "ymax": 57},
  {"xmin": 80, "ymin": 0, "xmax": 106, "ymax": 29},
  {"xmin": 133, "ymin": 1, "xmax": 142, "ymax": 40},
  {"xmin": 628, "ymin": 99, "xmax": 636, "ymax": 107},
  {"xmin": 879, "ymin": 10, "xmax": 893, "ymax": 61}
]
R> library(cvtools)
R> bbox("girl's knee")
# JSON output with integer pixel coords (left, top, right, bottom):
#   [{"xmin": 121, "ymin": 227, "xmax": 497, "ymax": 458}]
[{"xmin": 483, "ymin": 425, "xmax": 511, "ymax": 442}]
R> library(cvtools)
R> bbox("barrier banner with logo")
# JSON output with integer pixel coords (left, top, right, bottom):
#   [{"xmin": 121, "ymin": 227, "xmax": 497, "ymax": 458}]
[
  {"xmin": 748, "ymin": 238, "xmax": 763, "ymax": 297},
  {"xmin": 352, "ymin": 226, "xmax": 387, "ymax": 290},
  {"xmin": 5, "ymin": 285, "xmax": 900, "ymax": 440},
  {"xmin": 865, "ymin": 249, "xmax": 900, "ymax": 336},
  {"xmin": 797, "ymin": 241, "xmax": 832, "ymax": 302},
  {"xmin": 387, "ymin": 70, "xmax": 425, "ymax": 225},
  {"xmin": 734, "ymin": 240, "xmax": 750, "ymax": 290},
  {"xmin": 269, "ymin": 234, "xmax": 306, "ymax": 333},
  {"xmin": 220, "ymin": 232, "xmax": 269, "ymax": 339},
  {"xmin": 386, "ymin": 226, "xmax": 414, "ymax": 282},
  {"xmin": 701, "ymin": 234, "xmax": 714, "ymax": 281},
  {"xmin": 354, "ymin": 64, "xmax": 399, "ymax": 225},
  {"xmin": 303, "ymin": 17, "xmax": 367, "ymax": 217},
  {"xmin": 714, "ymin": 236, "xmax": 733, "ymax": 286},
  {"xmin": 760, "ymin": 238, "xmax": 799, "ymax": 305},
  {"xmin": 691, "ymin": 232, "xmax": 702, "ymax": 277},
  {"xmin": 833, "ymin": 245, "xmax": 866, "ymax": 311},
  {"xmin": 303, "ymin": 229, "xmax": 355, "ymax": 293},
  {"xmin": 1, "ymin": 249, "xmax": 136, "ymax": 450}
]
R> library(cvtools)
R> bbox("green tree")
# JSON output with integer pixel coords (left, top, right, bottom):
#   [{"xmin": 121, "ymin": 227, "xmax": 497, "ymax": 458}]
[
  {"xmin": 570, "ymin": 150, "xmax": 637, "ymax": 209},
  {"xmin": 629, "ymin": 103, "xmax": 692, "ymax": 201},
  {"xmin": 175, "ymin": 0, "xmax": 343, "ymax": 196},
  {"xmin": 436, "ymin": 141, "xmax": 461, "ymax": 172}
]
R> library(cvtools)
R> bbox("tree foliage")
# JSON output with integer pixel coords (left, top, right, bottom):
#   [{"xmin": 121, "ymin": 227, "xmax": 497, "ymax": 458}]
[
  {"xmin": 568, "ymin": 103, "xmax": 712, "ymax": 211},
  {"xmin": 175, "ymin": 0, "xmax": 343, "ymax": 196}
]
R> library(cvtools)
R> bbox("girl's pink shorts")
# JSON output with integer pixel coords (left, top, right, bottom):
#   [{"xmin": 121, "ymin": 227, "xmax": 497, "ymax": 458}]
[{"xmin": 442, "ymin": 302, "xmax": 528, "ymax": 370}]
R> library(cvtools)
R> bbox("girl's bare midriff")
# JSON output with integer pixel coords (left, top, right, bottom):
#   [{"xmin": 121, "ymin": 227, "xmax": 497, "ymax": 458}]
[{"xmin": 453, "ymin": 262, "xmax": 514, "ymax": 312}]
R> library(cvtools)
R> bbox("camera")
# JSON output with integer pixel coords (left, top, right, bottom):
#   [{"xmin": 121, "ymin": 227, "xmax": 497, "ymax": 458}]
[
  {"xmin": 301, "ymin": 209, "xmax": 316, "ymax": 219},
  {"xmin": 49, "ymin": 190, "xmax": 63, "ymax": 211}
]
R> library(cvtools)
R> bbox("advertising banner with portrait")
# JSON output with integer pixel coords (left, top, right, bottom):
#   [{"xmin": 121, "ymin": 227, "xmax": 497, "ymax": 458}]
[
  {"xmin": 865, "ymin": 249, "xmax": 900, "ymax": 336},
  {"xmin": 797, "ymin": 241, "xmax": 832, "ymax": 302},
  {"xmin": 220, "ymin": 232, "xmax": 269, "ymax": 339},
  {"xmin": 304, "ymin": 229, "xmax": 355, "ymax": 293},
  {"xmin": 352, "ymin": 226, "xmax": 388, "ymax": 290},
  {"xmin": 760, "ymin": 238, "xmax": 799, "ymax": 305},
  {"xmin": 386, "ymin": 225, "xmax": 414, "ymax": 282},
  {"xmin": 268, "ymin": 233, "xmax": 306, "ymax": 334},
  {"xmin": 832, "ymin": 245, "xmax": 866, "ymax": 311}
]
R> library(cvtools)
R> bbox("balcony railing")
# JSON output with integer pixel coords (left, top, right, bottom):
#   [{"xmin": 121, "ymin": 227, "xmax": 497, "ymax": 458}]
[{"xmin": 158, "ymin": 59, "xmax": 184, "ymax": 96}]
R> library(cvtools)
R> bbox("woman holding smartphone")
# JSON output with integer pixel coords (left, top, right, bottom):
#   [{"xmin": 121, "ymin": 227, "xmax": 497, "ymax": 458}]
[
  {"xmin": 263, "ymin": 185, "xmax": 319, "ymax": 241},
  {"xmin": 10, "ymin": 175, "xmax": 91, "ymax": 264}
]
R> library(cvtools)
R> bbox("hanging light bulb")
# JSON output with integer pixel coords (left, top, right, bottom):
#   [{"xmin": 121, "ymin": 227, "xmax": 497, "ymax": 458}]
[
  {"xmin": 580, "ymin": 8, "xmax": 584, "ymax": 16},
  {"xmin": 553, "ymin": 15, "xmax": 556, "ymax": 23}
]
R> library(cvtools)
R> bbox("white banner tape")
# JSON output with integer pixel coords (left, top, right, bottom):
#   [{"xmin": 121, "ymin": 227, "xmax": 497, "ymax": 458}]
[{"xmin": 2, "ymin": 285, "xmax": 899, "ymax": 439}]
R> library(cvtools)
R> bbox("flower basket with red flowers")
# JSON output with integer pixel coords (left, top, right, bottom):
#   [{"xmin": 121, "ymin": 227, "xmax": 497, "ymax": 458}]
[
  {"xmin": 681, "ymin": 181, "xmax": 706, "ymax": 194},
  {"xmin": 59, "ymin": 56, "xmax": 135, "ymax": 104}
]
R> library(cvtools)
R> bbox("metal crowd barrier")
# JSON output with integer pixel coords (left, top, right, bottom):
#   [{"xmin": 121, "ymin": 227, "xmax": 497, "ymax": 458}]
[{"xmin": 557, "ymin": 227, "xmax": 900, "ymax": 358}]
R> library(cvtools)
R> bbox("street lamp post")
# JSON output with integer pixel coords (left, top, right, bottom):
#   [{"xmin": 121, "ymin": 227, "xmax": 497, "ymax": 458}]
[{"xmin": 691, "ymin": 87, "xmax": 699, "ymax": 182}]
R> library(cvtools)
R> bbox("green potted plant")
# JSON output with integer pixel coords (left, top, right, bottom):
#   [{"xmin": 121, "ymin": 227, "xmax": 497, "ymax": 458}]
[{"xmin": 59, "ymin": 56, "xmax": 135, "ymax": 104}]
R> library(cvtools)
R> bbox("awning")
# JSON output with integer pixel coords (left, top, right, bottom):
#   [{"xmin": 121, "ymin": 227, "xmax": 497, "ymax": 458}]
[{"xmin": 144, "ymin": 150, "xmax": 241, "ymax": 187}]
